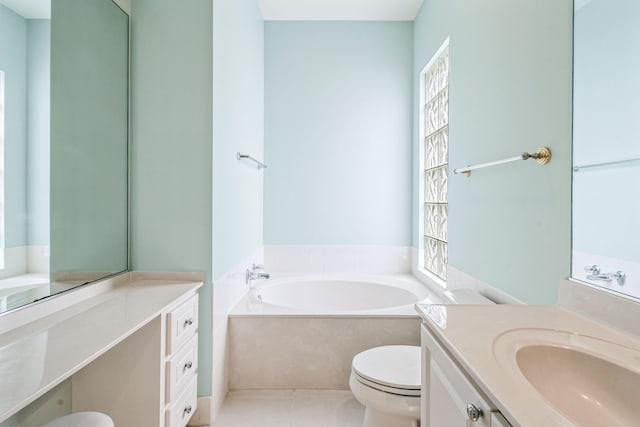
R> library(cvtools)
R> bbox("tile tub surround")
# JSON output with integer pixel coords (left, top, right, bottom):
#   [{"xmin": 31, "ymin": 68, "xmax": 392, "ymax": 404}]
[
  {"xmin": 0, "ymin": 246, "xmax": 49, "ymax": 280},
  {"xmin": 214, "ymin": 390, "xmax": 364, "ymax": 427},
  {"xmin": 445, "ymin": 265, "xmax": 524, "ymax": 304},
  {"xmin": 410, "ymin": 247, "xmax": 523, "ymax": 305},
  {"xmin": 209, "ymin": 249, "xmax": 264, "ymax": 421},
  {"xmin": 264, "ymin": 245, "xmax": 412, "ymax": 274},
  {"xmin": 228, "ymin": 316, "xmax": 421, "ymax": 390}
]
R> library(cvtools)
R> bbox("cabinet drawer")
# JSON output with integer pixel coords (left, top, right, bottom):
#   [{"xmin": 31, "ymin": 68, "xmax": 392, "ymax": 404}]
[
  {"xmin": 491, "ymin": 412, "xmax": 512, "ymax": 427},
  {"xmin": 422, "ymin": 325, "xmax": 495, "ymax": 426},
  {"xmin": 167, "ymin": 296, "xmax": 198, "ymax": 354},
  {"xmin": 165, "ymin": 377, "xmax": 197, "ymax": 427},
  {"xmin": 166, "ymin": 335, "xmax": 198, "ymax": 403}
]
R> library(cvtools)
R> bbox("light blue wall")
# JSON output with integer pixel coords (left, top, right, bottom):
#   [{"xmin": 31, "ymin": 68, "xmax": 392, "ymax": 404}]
[
  {"xmin": 26, "ymin": 20, "xmax": 50, "ymax": 246},
  {"xmin": 212, "ymin": 0, "xmax": 264, "ymax": 279},
  {"xmin": 572, "ymin": 0, "xmax": 640, "ymax": 262},
  {"xmin": 0, "ymin": 5, "xmax": 27, "ymax": 248},
  {"xmin": 130, "ymin": 0, "xmax": 213, "ymax": 396},
  {"xmin": 264, "ymin": 22, "xmax": 413, "ymax": 246},
  {"xmin": 413, "ymin": 0, "xmax": 573, "ymax": 304}
]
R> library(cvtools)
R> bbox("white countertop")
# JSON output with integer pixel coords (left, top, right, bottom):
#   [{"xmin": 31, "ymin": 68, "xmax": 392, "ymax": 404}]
[
  {"xmin": 416, "ymin": 304, "xmax": 640, "ymax": 427},
  {"xmin": 0, "ymin": 277, "xmax": 202, "ymax": 423}
]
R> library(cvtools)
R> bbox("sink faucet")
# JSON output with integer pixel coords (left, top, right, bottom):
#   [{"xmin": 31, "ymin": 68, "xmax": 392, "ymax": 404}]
[
  {"xmin": 245, "ymin": 263, "xmax": 270, "ymax": 285},
  {"xmin": 584, "ymin": 265, "xmax": 626, "ymax": 286}
]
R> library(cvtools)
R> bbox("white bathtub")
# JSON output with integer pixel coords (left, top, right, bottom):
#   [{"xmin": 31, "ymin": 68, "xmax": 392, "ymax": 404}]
[
  {"xmin": 232, "ymin": 274, "xmax": 438, "ymax": 316},
  {"xmin": 229, "ymin": 274, "xmax": 438, "ymax": 389}
]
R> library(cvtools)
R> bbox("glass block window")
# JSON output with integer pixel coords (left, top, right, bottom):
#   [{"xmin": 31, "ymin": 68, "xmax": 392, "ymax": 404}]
[
  {"xmin": 422, "ymin": 47, "xmax": 449, "ymax": 280},
  {"xmin": 0, "ymin": 71, "xmax": 5, "ymax": 268}
]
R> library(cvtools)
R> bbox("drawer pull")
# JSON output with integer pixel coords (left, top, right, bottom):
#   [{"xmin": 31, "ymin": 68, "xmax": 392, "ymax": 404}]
[
  {"xmin": 184, "ymin": 405, "xmax": 193, "ymax": 416},
  {"xmin": 184, "ymin": 361, "xmax": 193, "ymax": 371},
  {"xmin": 467, "ymin": 404, "xmax": 483, "ymax": 422},
  {"xmin": 184, "ymin": 318, "xmax": 194, "ymax": 327}
]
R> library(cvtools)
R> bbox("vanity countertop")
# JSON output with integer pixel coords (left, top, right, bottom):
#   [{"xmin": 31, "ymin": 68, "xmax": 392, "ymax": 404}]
[
  {"xmin": 415, "ymin": 303, "xmax": 640, "ymax": 427},
  {"xmin": 0, "ymin": 276, "xmax": 203, "ymax": 423}
]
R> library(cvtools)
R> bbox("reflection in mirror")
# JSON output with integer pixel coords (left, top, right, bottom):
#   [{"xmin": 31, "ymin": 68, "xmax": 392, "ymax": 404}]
[
  {"xmin": 0, "ymin": 0, "xmax": 51, "ymax": 311},
  {"xmin": 50, "ymin": 0, "xmax": 129, "ymax": 282},
  {"xmin": 572, "ymin": 0, "xmax": 640, "ymax": 299},
  {"xmin": 0, "ymin": 0, "xmax": 129, "ymax": 315}
]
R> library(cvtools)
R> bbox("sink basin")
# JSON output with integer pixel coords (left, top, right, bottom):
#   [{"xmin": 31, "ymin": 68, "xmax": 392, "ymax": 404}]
[
  {"xmin": 493, "ymin": 328, "xmax": 640, "ymax": 427},
  {"xmin": 516, "ymin": 345, "xmax": 640, "ymax": 427}
]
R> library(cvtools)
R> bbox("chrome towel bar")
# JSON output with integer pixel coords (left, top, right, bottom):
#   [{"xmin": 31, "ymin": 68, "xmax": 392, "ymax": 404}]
[
  {"xmin": 573, "ymin": 157, "xmax": 640, "ymax": 172},
  {"xmin": 453, "ymin": 147, "xmax": 551, "ymax": 176},
  {"xmin": 237, "ymin": 152, "xmax": 267, "ymax": 170}
]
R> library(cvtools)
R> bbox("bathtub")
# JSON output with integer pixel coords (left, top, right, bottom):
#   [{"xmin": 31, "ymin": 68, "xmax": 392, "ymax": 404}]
[
  {"xmin": 229, "ymin": 274, "xmax": 438, "ymax": 390},
  {"xmin": 233, "ymin": 274, "xmax": 437, "ymax": 315}
]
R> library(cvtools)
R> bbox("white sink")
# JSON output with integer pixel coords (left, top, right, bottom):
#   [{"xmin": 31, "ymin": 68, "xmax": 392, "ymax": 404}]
[
  {"xmin": 493, "ymin": 329, "xmax": 640, "ymax": 427},
  {"xmin": 516, "ymin": 344, "xmax": 640, "ymax": 426}
]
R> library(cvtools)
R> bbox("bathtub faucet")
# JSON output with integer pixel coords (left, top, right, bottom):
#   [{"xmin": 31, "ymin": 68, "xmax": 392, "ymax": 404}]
[{"xmin": 245, "ymin": 263, "xmax": 270, "ymax": 285}]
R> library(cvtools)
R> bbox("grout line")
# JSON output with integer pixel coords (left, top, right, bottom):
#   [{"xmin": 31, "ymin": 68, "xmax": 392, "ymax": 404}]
[{"xmin": 287, "ymin": 392, "xmax": 296, "ymax": 427}]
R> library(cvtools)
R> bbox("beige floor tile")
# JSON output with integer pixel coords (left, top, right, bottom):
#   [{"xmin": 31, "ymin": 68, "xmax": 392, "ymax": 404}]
[
  {"xmin": 290, "ymin": 390, "xmax": 365, "ymax": 427},
  {"xmin": 227, "ymin": 389, "xmax": 295, "ymax": 398},
  {"xmin": 214, "ymin": 396, "xmax": 293, "ymax": 427},
  {"xmin": 213, "ymin": 389, "xmax": 365, "ymax": 427}
]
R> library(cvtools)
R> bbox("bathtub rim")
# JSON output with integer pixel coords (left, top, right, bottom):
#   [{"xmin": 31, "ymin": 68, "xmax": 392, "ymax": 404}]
[{"xmin": 229, "ymin": 273, "xmax": 441, "ymax": 318}]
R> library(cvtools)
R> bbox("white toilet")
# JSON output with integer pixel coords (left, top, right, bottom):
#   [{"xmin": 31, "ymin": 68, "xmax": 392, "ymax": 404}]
[
  {"xmin": 40, "ymin": 412, "xmax": 114, "ymax": 427},
  {"xmin": 349, "ymin": 289, "xmax": 494, "ymax": 427}
]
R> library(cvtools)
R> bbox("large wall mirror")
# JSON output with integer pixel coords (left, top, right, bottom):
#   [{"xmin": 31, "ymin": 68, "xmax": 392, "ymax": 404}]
[
  {"xmin": 572, "ymin": 0, "xmax": 639, "ymax": 299},
  {"xmin": 0, "ymin": 0, "xmax": 129, "ymax": 315}
]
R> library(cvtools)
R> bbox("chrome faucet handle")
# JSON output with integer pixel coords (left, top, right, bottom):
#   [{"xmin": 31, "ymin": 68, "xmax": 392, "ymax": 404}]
[
  {"xmin": 586, "ymin": 273, "xmax": 612, "ymax": 282},
  {"xmin": 584, "ymin": 265, "xmax": 600, "ymax": 275},
  {"xmin": 252, "ymin": 263, "xmax": 264, "ymax": 271},
  {"xmin": 612, "ymin": 271, "xmax": 626, "ymax": 286}
]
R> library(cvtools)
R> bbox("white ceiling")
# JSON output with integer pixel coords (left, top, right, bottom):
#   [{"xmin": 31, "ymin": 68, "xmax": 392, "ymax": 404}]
[
  {"xmin": 3, "ymin": 0, "xmax": 423, "ymax": 21},
  {"xmin": 2, "ymin": 0, "xmax": 50, "ymax": 19},
  {"xmin": 257, "ymin": 0, "xmax": 424, "ymax": 21}
]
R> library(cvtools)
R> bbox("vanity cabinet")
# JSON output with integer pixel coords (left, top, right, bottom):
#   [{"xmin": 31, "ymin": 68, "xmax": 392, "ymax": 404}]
[
  {"xmin": 71, "ymin": 293, "xmax": 200, "ymax": 427},
  {"xmin": 164, "ymin": 296, "xmax": 199, "ymax": 427},
  {"xmin": 421, "ymin": 325, "xmax": 512, "ymax": 427},
  {"xmin": 0, "ymin": 276, "xmax": 203, "ymax": 426}
]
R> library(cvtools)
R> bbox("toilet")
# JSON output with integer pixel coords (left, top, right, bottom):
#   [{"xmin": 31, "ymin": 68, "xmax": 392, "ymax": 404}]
[
  {"xmin": 40, "ymin": 412, "xmax": 114, "ymax": 427},
  {"xmin": 349, "ymin": 289, "xmax": 494, "ymax": 427}
]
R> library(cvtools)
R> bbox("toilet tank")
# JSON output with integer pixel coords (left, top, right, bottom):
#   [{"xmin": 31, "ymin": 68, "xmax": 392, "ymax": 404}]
[{"xmin": 442, "ymin": 289, "xmax": 494, "ymax": 305}]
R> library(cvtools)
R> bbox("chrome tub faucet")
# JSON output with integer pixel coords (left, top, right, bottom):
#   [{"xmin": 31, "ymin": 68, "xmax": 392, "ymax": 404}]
[{"xmin": 246, "ymin": 263, "xmax": 270, "ymax": 285}]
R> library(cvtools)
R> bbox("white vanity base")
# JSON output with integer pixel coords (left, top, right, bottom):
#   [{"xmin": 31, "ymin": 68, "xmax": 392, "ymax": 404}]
[{"xmin": 0, "ymin": 272, "xmax": 203, "ymax": 427}]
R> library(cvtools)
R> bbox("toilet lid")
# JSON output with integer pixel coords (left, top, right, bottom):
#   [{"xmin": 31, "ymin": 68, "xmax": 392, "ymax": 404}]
[{"xmin": 352, "ymin": 345, "xmax": 421, "ymax": 391}]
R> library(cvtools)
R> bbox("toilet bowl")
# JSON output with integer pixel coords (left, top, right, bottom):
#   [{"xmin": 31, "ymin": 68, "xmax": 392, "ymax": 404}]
[
  {"xmin": 349, "ymin": 289, "xmax": 494, "ymax": 427},
  {"xmin": 350, "ymin": 345, "xmax": 421, "ymax": 427},
  {"xmin": 40, "ymin": 412, "xmax": 114, "ymax": 427}
]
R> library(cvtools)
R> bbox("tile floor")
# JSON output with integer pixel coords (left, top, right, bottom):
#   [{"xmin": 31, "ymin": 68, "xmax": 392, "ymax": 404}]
[{"xmin": 212, "ymin": 390, "xmax": 365, "ymax": 427}]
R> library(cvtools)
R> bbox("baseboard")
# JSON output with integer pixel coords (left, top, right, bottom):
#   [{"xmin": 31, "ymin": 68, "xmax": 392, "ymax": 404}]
[{"xmin": 187, "ymin": 396, "xmax": 214, "ymax": 426}]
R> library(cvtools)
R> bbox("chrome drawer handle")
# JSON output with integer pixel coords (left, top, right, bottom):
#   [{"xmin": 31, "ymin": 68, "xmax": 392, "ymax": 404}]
[
  {"xmin": 467, "ymin": 404, "xmax": 483, "ymax": 422},
  {"xmin": 184, "ymin": 405, "xmax": 193, "ymax": 415},
  {"xmin": 184, "ymin": 318, "xmax": 194, "ymax": 327},
  {"xmin": 184, "ymin": 361, "xmax": 193, "ymax": 371}
]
